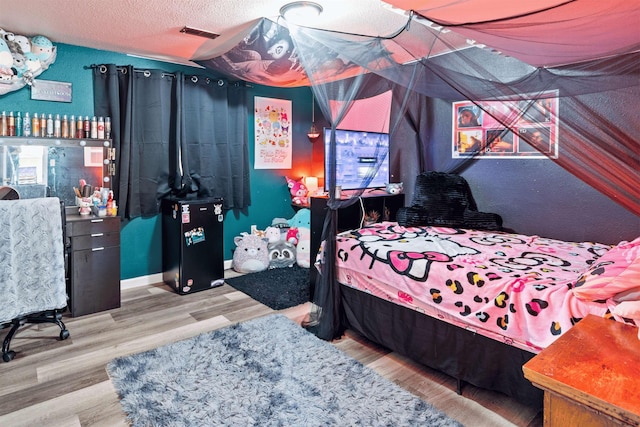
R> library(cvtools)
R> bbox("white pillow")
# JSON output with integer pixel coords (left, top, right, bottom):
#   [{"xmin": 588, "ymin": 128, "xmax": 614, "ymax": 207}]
[{"xmin": 612, "ymin": 301, "xmax": 640, "ymax": 339}]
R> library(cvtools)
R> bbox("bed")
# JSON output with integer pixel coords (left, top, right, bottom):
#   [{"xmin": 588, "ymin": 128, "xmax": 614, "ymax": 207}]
[{"xmin": 329, "ymin": 221, "xmax": 639, "ymax": 408}]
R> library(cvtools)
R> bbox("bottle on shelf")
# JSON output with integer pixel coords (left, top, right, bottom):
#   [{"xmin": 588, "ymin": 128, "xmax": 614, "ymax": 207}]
[
  {"xmin": 97, "ymin": 116, "xmax": 105, "ymax": 139},
  {"xmin": 90, "ymin": 116, "xmax": 98, "ymax": 139},
  {"xmin": 40, "ymin": 113, "xmax": 47, "ymax": 137},
  {"xmin": 83, "ymin": 116, "xmax": 90, "ymax": 138},
  {"xmin": 62, "ymin": 114, "xmax": 69, "ymax": 138},
  {"xmin": 77, "ymin": 114, "xmax": 84, "ymax": 138},
  {"xmin": 105, "ymin": 117, "xmax": 111, "ymax": 139},
  {"xmin": 46, "ymin": 113, "xmax": 54, "ymax": 137},
  {"xmin": 54, "ymin": 114, "xmax": 61, "ymax": 137},
  {"xmin": 15, "ymin": 112, "xmax": 22, "ymax": 137},
  {"xmin": 23, "ymin": 112, "xmax": 31, "ymax": 137},
  {"xmin": 69, "ymin": 115, "xmax": 76, "ymax": 139},
  {"xmin": 8, "ymin": 111, "xmax": 15, "ymax": 136},
  {"xmin": 32, "ymin": 113, "xmax": 40, "ymax": 137},
  {"xmin": 1, "ymin": 111, "xmax": 6, "ymax": 137}
]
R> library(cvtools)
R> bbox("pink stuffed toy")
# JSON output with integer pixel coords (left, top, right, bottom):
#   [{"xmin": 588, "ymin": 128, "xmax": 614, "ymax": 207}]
[
  {"xmin": 286, "ymin": 176, "xmax": 308, "ymax": 205},
  {"xmin": 286, "ymin": 227, "xmax": 299, "ymax": 245}
]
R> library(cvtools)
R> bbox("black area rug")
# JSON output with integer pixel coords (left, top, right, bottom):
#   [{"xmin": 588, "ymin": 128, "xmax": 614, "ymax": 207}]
[
  {"xmin": 108, "ymin": 314, "xmax": 463, "ymax": 427},
  {"xmin": 225, "ymin": 265, "xmax": 310, "ymax": 310}
]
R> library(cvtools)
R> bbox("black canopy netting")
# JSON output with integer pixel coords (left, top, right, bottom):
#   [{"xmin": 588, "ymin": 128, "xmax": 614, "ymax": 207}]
[{"xmin": 196, "ymin": 12, "xmax": 639, "ymax": 340}]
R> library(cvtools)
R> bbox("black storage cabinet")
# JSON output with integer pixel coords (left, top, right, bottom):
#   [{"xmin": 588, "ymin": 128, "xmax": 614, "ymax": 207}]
[
  {"xmin": 161, "ymin": 198, "xmax": 225, "ymax": 295},
  {"xmin": 65, "ymin": 213, "xmax": 121, "ymax": 317}
]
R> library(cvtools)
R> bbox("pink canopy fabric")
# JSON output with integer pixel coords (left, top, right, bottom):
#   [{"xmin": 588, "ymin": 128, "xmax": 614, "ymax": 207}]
[
  {"xmin": 385, "ymin": 0, "xmax": 640, "ymax": 67},
  {"xmin": 196, "ymin": 13, "xmax": 639, "ymax": 217}
]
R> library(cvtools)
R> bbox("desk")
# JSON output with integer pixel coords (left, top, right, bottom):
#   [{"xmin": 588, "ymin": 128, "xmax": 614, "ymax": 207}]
[
  {"xmin": 65, "ymin": 213, "xmax": 121, "ymax": 316},
  {"xmin": 523, "ymin": 315, "xmax": 640, "ymax": 426}
]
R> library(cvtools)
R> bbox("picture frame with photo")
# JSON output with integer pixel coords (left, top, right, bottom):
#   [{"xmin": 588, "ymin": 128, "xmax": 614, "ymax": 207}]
[{"xmin": 452, "ymin": 91, "xmax": 559, "ymax": 159}]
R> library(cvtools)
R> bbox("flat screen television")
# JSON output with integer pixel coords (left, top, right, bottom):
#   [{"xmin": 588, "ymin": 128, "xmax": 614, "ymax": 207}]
[{"xmin": 324, "ymin": 128, "xmax": 390, "ymax": 191}]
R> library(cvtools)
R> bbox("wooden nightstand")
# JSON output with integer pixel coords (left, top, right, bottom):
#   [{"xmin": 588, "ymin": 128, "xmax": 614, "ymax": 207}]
[{"xmin": 523, "ymin": 315, "xmax": 640, "ymax": 426}]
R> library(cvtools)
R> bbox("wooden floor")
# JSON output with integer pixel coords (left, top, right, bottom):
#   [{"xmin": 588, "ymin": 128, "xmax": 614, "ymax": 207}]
[{"xmin": 0, "ymin": 273, "xmax": 543, "ymax": 427}]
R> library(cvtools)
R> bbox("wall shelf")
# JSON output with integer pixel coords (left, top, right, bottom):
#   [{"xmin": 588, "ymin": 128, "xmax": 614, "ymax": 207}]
[{"xmin": 0, "ymin": 136, "xmax": 111, "ymax": 148}]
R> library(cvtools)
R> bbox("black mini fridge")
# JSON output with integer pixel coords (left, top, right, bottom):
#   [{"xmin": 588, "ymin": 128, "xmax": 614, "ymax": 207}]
[{"xmin": 162, "ymin": 197, "xmax": 225, "ymax": 295}]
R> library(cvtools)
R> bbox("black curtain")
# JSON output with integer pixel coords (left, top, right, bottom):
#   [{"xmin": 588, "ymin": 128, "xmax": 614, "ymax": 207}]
[{"xmin": 92, "ymin": 65, "xmax": 250, "ymax": 219}]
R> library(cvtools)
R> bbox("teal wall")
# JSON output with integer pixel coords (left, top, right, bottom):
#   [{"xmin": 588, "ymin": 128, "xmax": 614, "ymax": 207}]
[{"xmin": 0, "ymin": 43, "xmax": 314, "ymax": 279}]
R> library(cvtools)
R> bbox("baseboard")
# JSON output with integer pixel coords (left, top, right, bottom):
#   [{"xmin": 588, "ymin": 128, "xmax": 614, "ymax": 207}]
[
  {"xmin": 121, "ymin": 259, "xmax": 234, "ymax": 290},
  {"xmin": 121, "ymin": 273, "xmax": 164, "ymax": 290}
]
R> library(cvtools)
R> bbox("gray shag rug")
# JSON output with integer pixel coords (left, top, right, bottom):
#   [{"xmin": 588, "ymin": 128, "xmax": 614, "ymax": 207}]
[{"xmin": 107, "ymin": 314, "xmax": 463, "ymax": 427}]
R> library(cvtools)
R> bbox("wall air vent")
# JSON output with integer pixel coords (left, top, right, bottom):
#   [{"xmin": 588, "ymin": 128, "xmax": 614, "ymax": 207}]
[{"xmin": 180, "ymin": 26, "xmax": 220, "ymax": 40}]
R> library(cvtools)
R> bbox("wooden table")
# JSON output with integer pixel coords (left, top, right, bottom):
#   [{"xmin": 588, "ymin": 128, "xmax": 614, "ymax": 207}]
[{"xmin": 523, "ymin": 315, "xmax": 640, "ymax": 426}]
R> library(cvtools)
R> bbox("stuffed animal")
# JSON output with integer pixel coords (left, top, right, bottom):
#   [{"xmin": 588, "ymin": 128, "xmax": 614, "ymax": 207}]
[
  {"xmin": 29, "ymin": 35, "xmax": 54, "ymax": 62},
  {"xmin": 287, "ymin": 208, "xmax": 310, "ymax": 229},
  {"xmin": 264, "ymin": 226, "xmax": 281, "ymax": 244},
  {"xmin": 270, "ymin": 217, "xmax": 290, "ymax": 241},
  {"xmin": 232, "ymin": 233, "xmax": 269, "ymax": 273},
  {"xmin": 0, "ymin": 38, "xmax": 14, "ymax": 83},
  {"xmin": 386, "ymin": 182, "xmax": 403, "ymax": 195},
  {"xmin": 296, "ymin": 227, "xmax": 311, "ymax": 268},
  {"xmin": 286, "ymin": 176, "xmax": 308, "ymax": 205},
  {"xmin": 286, "ymin": 227, "xmax": 299, "ymax": 245},
  {"xmin": 267, "ymin": 240, "xmax": 296, "ymax": 269},
  {"xmin": 0, "ymin": 32, "xmax": 56, "ymax": 95}
]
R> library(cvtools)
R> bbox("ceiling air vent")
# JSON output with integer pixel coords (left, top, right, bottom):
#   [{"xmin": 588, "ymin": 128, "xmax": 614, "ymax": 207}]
[{"xmin": 180, "ymin": 26, "xmax": 219, "ymax": 40}]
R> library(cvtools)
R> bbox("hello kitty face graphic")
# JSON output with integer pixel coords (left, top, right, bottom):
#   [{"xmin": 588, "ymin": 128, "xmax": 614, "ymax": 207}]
[{"xmin": 346, "ymin": 225, "xmax": 479, "ymax": 281}]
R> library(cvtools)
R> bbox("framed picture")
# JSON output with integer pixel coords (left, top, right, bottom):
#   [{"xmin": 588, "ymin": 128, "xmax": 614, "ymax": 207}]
[
  {"xmin": 452, "ymin": 90, "xmax": 559, "ymax": 159},
  {"xmin": 254, "ymin": 96, "xmax": 292, "ymax": 169}
]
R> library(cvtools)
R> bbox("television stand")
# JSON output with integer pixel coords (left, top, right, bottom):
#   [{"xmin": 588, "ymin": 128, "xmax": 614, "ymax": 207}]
[{"xmin": 309, "ymin": 193, "xmax": 405, "ymax": 297}]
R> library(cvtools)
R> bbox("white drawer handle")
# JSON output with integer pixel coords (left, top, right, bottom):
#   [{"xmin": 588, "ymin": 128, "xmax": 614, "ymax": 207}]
[
  {"xmin": 91, "ymin": 219, "xmax": 104, "ymax": 223},
  {"xmin": 92, "ymin": 247, "xmax": 105, "ymax": 252},
  {"xmin": 91, "ymin": 233, "xmax": 104, "ymax": 237}
]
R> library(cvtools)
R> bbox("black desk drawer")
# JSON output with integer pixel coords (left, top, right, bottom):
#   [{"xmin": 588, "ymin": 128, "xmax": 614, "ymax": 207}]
[
  {"xmin": 67, "ymin": 217, "xmax": 119, "ymax": 236},
  {"xmin": 70, "ymin": 231, "xmax": 120, "ymax": 251}
]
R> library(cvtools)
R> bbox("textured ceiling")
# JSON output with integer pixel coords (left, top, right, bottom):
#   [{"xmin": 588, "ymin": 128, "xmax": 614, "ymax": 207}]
[
  {"xmin": 1, "ymin": 0, "xmax": 637, "ymax": 72},
  {"xmin": 0, "ymin": 0, "xmax": 410, "ymax": 67}
]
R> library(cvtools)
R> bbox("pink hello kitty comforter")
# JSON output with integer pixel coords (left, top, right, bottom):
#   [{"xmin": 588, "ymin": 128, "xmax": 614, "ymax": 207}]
[{"xmin": 334, "ymin": 222, "xmax": 613, "ymax": 351}]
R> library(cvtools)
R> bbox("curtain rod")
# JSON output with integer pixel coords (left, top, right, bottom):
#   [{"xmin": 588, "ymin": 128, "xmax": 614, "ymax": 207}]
[
  {"xmin": 87, "ymin": 64, "xmax": 246, "ymax": 87},
  {"xmin": 88, "ymin": 64, "xmax": 176, "ymax": 78}
]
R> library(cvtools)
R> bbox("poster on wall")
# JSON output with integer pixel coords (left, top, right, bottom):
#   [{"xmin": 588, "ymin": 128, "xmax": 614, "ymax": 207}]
[
  {"xmin": 254, "ymin": 96, "xmax": 292, "ymax": 169},
  {"xmin": 452, "ymin": 90, "xmax": 559, "ymax": 159}
]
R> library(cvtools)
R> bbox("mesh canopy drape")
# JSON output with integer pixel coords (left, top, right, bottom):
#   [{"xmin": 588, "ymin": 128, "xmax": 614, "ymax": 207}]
[
  {"xmin": 271, "ymin": 17, "xmax": 637, "ymax": 338},
  {"xmin": 195, "ymin": 12, "xmax": 639, "ymax": 339},
  {"xmin": 198, "ymin": 16, "xmax": 638, "ymax": 214},
  {"xmin": 289, "ymin": 28, "xmax": 420, "ymax": 339},
  {"xmin": 93, "ymin": 65, "xmax": 250, "ymax": 219}
]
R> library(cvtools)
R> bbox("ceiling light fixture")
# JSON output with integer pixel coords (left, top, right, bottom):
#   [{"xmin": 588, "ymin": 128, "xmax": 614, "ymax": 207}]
[
  {"xmin": 280, "ymin": 1, "xmax": 323, "ymax": 22},
  {"xmin": 307, "ymin": 91, "xmax": 321, "ymax": 140}
]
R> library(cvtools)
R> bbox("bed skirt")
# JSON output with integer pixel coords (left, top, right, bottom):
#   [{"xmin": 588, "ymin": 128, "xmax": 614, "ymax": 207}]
[{"xmin": 341, "ymin": 284, "xmax": 543, "ymax": 409}]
